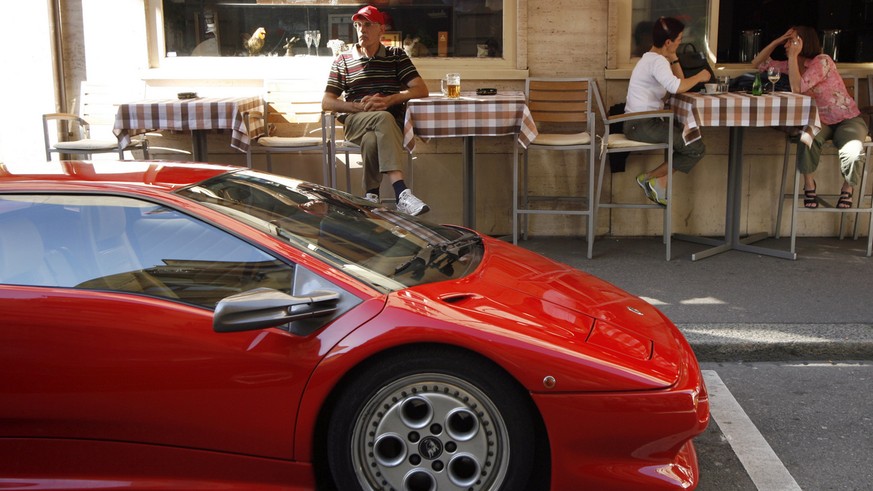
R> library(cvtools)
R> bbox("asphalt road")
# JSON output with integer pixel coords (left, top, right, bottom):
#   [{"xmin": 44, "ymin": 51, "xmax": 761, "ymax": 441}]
[{"xmin": 697, "ymin": 361, "xmax": 873, "ymax": 491}]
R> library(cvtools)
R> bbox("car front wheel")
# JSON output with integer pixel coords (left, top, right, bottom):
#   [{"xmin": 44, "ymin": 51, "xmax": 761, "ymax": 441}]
[{"xmin": 326, "ymin": 348, "xmax": 537, "ymax": 491}]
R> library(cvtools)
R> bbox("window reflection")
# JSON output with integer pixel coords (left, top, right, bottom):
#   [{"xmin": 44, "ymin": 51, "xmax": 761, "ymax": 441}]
[
  {"xmin": 162, "ymin": 0, "xmax": 504, "ymax": 59},
  {"xmin": 629, "ymin": 0, "xmax": 709, "ymax": 59}
]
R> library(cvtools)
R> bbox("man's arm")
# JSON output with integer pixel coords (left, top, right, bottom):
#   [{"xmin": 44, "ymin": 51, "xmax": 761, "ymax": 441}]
[
  {"xmin": 360, "ymin": 76, "xmax": 429, "ymax": 112},
  {"xmin": 322, "ymin": 91, "xmax": 363, "ymax": 114}
]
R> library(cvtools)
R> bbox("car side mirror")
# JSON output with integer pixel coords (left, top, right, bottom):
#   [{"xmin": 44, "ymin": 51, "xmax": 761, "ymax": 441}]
[{"xmin": 213, "ymin": 287, "xmax": 339, "ymax": 333}]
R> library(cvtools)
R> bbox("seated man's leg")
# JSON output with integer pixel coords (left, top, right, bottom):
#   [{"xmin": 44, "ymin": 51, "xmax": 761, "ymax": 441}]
[
  {"xmin": 342, "ymin": 111, "xmax": 428, "ymax": 215},
  {"xmin": 359, "ymin": 131, "xmax": 381, "ymax": 194}
]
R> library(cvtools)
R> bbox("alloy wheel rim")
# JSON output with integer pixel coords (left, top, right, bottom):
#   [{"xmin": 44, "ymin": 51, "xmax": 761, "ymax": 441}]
[{"xmin": 350, "ymin": 373, "xmax": 510, "ymax": 491}]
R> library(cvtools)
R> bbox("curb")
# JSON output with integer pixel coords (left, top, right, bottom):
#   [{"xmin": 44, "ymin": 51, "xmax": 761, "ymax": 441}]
[{"xmin": 678, "ymin": 323, "xmax": 873, "ymax": 362}]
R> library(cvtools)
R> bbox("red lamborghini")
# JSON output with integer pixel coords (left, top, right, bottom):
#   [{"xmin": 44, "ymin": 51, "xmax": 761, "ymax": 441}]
[{"xmin": 0, "ymin": 161, "xmax": 708, "ymax": 490}]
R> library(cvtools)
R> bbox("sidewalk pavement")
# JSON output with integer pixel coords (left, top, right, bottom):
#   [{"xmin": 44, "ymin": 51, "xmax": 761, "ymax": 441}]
[{"xmin": 517, "ymin": 236, "xmax": 873, "ymax": 362}]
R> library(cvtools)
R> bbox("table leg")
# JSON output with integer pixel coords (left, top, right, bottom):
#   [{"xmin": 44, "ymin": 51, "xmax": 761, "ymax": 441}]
[
  {"xmin": 191, "ymin": 130, "xmax": 208, "ymax": 162},
  {"xmin": 463, "ymin": 136, "xmax": 476, "ymax": 228},
  {"xmin": 677, "ymin": 127, "xmax": 797, "ymax": 260}
]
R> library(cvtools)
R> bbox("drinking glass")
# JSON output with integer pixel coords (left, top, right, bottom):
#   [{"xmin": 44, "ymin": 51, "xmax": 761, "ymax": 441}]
[
  {"xmin": 717, "ymin": 75, "xmax": 731, "ymax": 93},
  {"xmin": 314, "ymin": 30, "xmax": 321, "ymax": 56},
  {"xmin": 304, "ymin": 30, "xmax": 314, "ymax": 56},
  {"xmin": 441, "ymin": 73, "xmax": 461, "ymax": 99},
  {"xmin": 767, "ymin": 67, "xmax": 780, "ymax": 93}
]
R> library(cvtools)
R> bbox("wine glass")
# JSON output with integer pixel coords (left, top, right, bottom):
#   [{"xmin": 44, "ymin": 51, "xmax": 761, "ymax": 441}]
[
  {"xmin": 304, "ymin": 30, "xmax": 314, "ymax": 56},
  {"xmin": 767, "ymin": 66, "xmax": 780, "ymax": 93},
  {"xmin": 314, "ymin": 30, "xmax": 321, "ymax": 56}
]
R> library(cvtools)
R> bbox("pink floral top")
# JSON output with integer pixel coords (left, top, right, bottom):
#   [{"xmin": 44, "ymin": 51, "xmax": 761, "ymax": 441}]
[{"xmin": 759, "ymin": 55, "xmax": 859, "ymax": 125}]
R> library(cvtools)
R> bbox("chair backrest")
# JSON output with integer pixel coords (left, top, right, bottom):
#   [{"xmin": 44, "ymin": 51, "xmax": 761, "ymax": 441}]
[
  {"xmin": 263, "ymin": 79, "xmax": 325, "ymax": 138},
  {"xmin": 78, "ymin": 80, "xmax": 145, "ymax": 137},
  {"xmin": 525, "ymin": 78, "xmax": 594, "ymax": 135}
]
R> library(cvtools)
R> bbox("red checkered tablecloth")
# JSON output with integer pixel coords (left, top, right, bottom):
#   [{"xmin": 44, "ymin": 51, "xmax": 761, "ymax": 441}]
[
  {"xmin": 402, "ymin": 91, "xmax": 538, "ymax": 152},
  {"xmin": 669, "ymin": 92, "xmax": 821, "ymax": 146},
  {"xmin": 113, "ymin": 95, "xmax": 264, "ymax": 153}
]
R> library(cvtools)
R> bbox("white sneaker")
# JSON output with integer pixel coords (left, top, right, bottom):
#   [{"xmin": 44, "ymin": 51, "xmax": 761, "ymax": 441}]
[
  {"xmin": 396, "ymin": 189, "xmax": 430, "ymax": 216},
  {"xmin": 363, "ymin": 193, "xmax": 380, "ymax": 204}
]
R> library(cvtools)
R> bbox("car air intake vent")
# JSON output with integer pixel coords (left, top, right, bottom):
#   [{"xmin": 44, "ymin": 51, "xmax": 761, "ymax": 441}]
[{"xmin": 438, "ymin": 293, "xmax": 482, "ymax": 304}]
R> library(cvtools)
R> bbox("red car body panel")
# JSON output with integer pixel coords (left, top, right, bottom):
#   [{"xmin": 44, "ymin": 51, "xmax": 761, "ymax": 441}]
[{"xmin": 0, "ymin": 162, "xmax": 709, "ymax": 490}]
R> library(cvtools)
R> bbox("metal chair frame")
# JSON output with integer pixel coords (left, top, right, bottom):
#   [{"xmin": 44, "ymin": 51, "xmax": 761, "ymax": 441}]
[
  {"xmin": 43, "ymin": 81, "xmax": 149, "ymax": 161},
  {"xmin": 515, "ymin": 77, "xmax": 597, "ymax": 258},
  {"xmin": 592, "ymin": 81, "xmax": 674, "ymax": 261},
  {"xmin": 774, "ymin": 75, "xmax": 873, "ymax": 257}
]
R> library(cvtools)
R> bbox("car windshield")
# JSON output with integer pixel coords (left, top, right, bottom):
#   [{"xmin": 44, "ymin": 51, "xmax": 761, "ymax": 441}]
[{"xmin": 176, "ymin": 170, "xmax": 483, "ymax": 290}]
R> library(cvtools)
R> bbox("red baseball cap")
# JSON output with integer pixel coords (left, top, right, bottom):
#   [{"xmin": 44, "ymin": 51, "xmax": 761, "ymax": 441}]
[{"xmin": 352, "ymin": 5, "xmax": 385, "ymax": 25}]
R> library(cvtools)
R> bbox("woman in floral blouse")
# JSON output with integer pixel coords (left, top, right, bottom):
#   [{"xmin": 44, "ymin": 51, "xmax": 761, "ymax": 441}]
[{"xmin": 753, "ymin": 26, "xmax": 867, "ymax": 209}]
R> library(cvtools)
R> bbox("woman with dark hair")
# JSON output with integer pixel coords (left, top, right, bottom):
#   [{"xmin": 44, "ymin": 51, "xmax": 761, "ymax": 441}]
[
  {"xmin": 752, "ymin": 27, "xmax": 867, "ymax": 209},
  {"xmin": 626, "ymin": 17, "xmax": 711, "ymax": 205}
]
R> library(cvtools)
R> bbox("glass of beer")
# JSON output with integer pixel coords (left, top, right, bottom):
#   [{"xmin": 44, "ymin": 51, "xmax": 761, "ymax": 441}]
[{"xmin": 441, "ymin": 73, "xmax": 461, "ymax": 99}]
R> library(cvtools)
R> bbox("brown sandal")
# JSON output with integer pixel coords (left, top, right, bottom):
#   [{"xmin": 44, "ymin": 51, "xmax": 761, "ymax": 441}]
[
  {"xmin": 803, "ymin": 185, "xmax": 818, "ymax": 209},
  {"xmin": 837, "ymin": 191, "xmax": 853, "ymax": 209}
]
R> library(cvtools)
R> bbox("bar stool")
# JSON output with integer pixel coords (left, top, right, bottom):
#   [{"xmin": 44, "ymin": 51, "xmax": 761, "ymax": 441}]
[
  {"xmin": 592, "ymin": 82, "xmax": 674, "ymax": 261},
  {"xmin": 514, "ymin": 77, "xmax": 597, "ymax": 258},
  {"xmin": 774, "ymin": 75, "xmax": 873, "ymax": 256}
]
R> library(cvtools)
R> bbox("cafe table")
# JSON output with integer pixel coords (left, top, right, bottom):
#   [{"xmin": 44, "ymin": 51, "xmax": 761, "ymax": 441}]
[
  {"xmin": 669, "ymin": 91, "xmax": 821, "ymax": 260},
  {"xmin": 113, "ymin": 95, "xmax": 264, "ymax": 162},
  {"xmin": 402, "ymin": 90, "xmax": 538, "ymax": 228}
]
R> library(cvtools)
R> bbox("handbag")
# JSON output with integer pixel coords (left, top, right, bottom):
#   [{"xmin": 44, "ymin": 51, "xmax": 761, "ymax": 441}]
[{"xmin": 677, "ymin": 43, "xmax": 715, "ymax": 92}]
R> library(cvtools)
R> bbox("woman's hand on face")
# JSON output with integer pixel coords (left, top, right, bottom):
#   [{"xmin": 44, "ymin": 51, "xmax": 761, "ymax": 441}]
[
  {"xmin": 786, "ymin": 35, "xmax": 803, "ymax": 57},
  {"xmin": 777, "ymin": 28, "xmax": 797, "ymax": 45}
]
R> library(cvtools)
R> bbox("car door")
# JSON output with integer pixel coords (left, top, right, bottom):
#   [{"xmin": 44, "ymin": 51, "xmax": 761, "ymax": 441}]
[{"xmin": 0, "ymin": 193, "xmax": 356, "ymax": 460}]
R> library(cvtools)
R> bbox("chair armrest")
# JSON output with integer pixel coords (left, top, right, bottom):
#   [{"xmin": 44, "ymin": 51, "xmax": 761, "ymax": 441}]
[
  {"xmin": 606, "ymin": 110, "xmax": 673, "ymax": 125},
  {"xmin": 42, "ymin": 112, "xmax": 88, "ymax": 127},
  {"xmin": 242, "ymin": 110, "xmax": 266, "ymax": 138}
]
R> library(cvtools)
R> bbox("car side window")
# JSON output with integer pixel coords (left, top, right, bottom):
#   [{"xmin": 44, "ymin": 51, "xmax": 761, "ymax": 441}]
[{"xmin": 0, "ymin": 194, "xmax": 293, "ymax": 309}]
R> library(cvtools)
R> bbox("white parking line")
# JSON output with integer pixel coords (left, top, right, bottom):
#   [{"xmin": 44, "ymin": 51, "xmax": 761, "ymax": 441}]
[{"xmin": 703, "ymin": 370, "xmax": 802, "ymax": 491}]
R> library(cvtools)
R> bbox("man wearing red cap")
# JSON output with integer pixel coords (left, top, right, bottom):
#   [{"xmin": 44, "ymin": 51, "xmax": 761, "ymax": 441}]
[{"xmin": 322, "ymin": 5, "xmax": 430, "ymax": 216}]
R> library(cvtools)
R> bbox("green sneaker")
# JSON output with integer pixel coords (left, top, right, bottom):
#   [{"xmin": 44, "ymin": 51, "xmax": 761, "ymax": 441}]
[
  {"xmin": 635, "ymin": 173, "xmax": 648, "ymax": 192},
  {"xmin": 645, "ymin": 177, "xmax": 668, "ymax": 206}
]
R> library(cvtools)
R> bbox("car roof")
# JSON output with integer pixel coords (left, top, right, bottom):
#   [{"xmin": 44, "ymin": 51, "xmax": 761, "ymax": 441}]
[{"xmin": 0, "ymin": 161, "xmax": 236, "ymax": 192}]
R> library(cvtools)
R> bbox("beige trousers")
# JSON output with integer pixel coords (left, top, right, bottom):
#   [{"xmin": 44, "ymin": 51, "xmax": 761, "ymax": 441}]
[{"xmin": 342, "ymin": 111, "xmax": 407, "ymax": 191}]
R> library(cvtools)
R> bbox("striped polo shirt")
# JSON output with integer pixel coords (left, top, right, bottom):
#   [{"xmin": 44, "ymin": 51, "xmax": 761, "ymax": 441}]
[{"xmin": 325, "ymin": 44, "xmax": 421, "ymax": 124}]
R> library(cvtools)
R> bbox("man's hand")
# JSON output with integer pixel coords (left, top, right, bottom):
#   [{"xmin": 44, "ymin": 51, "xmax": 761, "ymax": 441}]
[{"xmin": 360, "ymin": 93, "xmax": 394, "ymax": 111}]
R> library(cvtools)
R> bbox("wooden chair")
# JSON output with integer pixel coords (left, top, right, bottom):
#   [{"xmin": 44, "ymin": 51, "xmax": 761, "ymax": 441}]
[
  {"xmin": 515, "ymin": 77, "xmax": 597, "ymax": 258},
  {"xmin": 592, "ymin": 81, "xmax": 675, "ymax": 261},
  {"xmin": 43, "ymin": 81, "xmax": 149, "ymax": 161},
  {"xmin": 774, "ymin": 75, "xmax": 873, "ymax": 257},
  {"xmin": 243, "ymin": 79, "xmax": 330, "ymax": 184}
]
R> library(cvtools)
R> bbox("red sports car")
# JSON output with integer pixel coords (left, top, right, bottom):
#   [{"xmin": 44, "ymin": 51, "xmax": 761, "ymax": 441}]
[{"xmin": 0, "ymin": 161, "xmax": 709, "ymax": 491}]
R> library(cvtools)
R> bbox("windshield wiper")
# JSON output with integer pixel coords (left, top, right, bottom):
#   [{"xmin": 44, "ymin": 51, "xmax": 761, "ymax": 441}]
[{"xmin": 394, "ymin": 232, "xmax": 482, "ymax": 280}]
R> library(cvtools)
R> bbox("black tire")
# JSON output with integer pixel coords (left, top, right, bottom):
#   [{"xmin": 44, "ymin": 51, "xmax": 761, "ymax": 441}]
[{"xmin": 326, "ymin": 346, "xmax": 537, "ymax": 491}]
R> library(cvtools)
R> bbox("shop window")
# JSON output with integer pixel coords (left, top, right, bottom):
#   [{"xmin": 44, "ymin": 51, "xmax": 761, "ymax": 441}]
[
  {"xmin": 629, "ymin": 0, "xmax": 709, "ymax": 58},
  {"xmin": 611, "ymin": 0, "xmax": 711, "ymax": 69},
  {"xmin": 161, "ymin": 0, "xmax": 504, "ymax": 59},
  {"xmin": 717, "ymin": 0, "xmax": 873, "ymax": 63}
]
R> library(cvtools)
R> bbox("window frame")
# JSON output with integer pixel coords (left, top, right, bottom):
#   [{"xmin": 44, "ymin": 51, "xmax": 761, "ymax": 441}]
[{"xmin": 144, "ymin": 0, "xmax": 529, "ymax": 81}]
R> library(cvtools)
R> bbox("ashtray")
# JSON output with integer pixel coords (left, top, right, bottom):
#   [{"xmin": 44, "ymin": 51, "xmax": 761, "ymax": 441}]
[
  {"xmin": 177, "ymin": 91, "xmax": 198, "ymax": 100},
  {"xmin": 476, "ymin": 88, "xmax": 497, "ymax": 96}
]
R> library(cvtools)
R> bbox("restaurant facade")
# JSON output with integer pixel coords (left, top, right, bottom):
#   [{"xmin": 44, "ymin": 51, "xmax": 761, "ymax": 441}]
[{"xmin": 6, "ymin": 0, "xmax": 872, "ymax": 240}]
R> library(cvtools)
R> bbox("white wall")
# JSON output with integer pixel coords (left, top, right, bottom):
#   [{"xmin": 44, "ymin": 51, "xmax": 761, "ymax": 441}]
[
  {"xmin": 81, "ymin": 0, "xmax": 149, "ymax": 81},
  {"xmin": 0, "ymin": 1, "xmax": 57, "ymax": 166}
]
